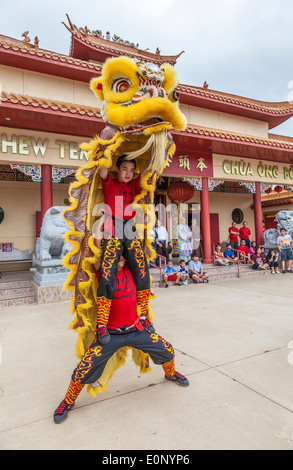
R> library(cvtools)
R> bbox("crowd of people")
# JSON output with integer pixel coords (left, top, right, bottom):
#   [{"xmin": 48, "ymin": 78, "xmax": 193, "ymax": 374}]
[
  {"xmin": 154, "ymin": 216, "xmax": 208, "ymax": 287},
  {"xmin": 153, "ymin": 218, "xmax": 293, "ymax": 289},
  {"xmin": 218, "ymin": 221, "xmax": 293, "ymax": 274},
  {"xmin": 162, "ymin": 253, "xmax": 209, "ymax": 287}
]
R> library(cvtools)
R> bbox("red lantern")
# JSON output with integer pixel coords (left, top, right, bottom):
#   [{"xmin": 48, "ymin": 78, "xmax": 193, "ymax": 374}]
[
  {"xmin": 274, "ymin": 185, "xmax": 283, "ymax": 193},
  {"xmin": 167, "ymin": 181, "xmax": 194, "ymax": 203},
  {"xmin": 265, "ymin": 187, "xmax": 272, "ymax": 194}
]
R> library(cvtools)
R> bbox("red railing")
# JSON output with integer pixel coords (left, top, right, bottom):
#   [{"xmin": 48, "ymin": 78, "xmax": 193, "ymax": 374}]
[
  {"xmin": 149, "ymin": 254, "xmax": 167, "ymax": 288},
  {"xmin": 212, "ymin": 242, "xmax": 243, "ymax": 279}
]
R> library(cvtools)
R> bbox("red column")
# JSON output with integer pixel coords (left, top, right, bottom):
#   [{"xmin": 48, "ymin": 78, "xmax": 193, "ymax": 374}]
[
  {"xmin": 253, "ymin": 181, "xmax": 263, "ymax": 247},
  {"xmin": 41, "ymin": 165, "xmax": 53, "ymax": 223},
  {"xmin": 200, "ymin": 177, "xmax": 212, "ymax": 263}
]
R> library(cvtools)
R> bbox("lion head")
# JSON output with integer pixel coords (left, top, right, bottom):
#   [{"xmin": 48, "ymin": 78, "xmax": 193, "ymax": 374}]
[{"xmin": 90, "ymin": 56, "xmax": 187, "ymax": 134}]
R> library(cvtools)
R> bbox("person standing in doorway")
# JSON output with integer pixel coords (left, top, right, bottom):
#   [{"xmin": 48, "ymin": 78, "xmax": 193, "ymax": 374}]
[
  {"xmin": 177, "ymin": 215, "xmax": 193, "ymax": 262},
  {"xmin": 154, "ymin": 220, "xmax": 169, "ymax": 265}
]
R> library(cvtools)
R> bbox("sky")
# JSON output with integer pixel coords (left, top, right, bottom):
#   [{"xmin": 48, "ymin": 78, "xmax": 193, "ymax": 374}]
[{"xmin": 1, "ymin": 0, "xmax": 293, "ymax": 136}]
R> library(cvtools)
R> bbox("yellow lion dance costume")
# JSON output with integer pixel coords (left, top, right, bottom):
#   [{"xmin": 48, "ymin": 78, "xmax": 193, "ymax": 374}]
[{"xmin": 62, "ymin": 56, "xmax": 186, "ymax": 397}]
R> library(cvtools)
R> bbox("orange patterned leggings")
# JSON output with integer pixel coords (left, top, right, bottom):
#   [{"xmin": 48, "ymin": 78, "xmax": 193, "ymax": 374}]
[{"xmin": 96, "ymin": 236, "xmax": 150, "ymax": 325}]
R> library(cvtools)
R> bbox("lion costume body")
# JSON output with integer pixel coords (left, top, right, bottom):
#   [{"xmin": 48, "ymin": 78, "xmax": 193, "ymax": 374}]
[{"xmin": 62, "ymin": 56, "xmax": 186, "ymax": 397}]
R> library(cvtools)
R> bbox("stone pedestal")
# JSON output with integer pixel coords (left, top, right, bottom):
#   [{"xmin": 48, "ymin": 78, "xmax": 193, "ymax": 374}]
[{"xmin": 33, "ymin": 257, "xmax": 70, "ymax": 287}]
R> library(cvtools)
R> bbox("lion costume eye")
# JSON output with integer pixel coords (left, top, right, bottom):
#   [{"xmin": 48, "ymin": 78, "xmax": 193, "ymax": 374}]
[{"xmin": 112, "ymin": 78, "xmax": 131, "ymax": 93}]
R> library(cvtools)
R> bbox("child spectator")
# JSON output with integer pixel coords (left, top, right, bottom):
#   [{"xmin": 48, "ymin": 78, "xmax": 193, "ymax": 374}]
[
  {"xmin": 224, "ymin": 243, "xmax": 238, "ymax": 263},
  {"xmin": 189, "ymin": 253, "xmax": 209, "ymax": 283},
  {"xmin": 265, "ymin": 249, "xmax": 280, "ymax": 274},
  {"xmin": 260, "ymin": 247, "xmax": 266, "ymax": 257},
  {"xmin": 238, "ymin": 239, "xmax": 251, "ymax": 263},
  {"xmin": 214, "ymin": 244, "xmax": 230, "ymax": 265},
  {"xmin": 251, "ymin": 247, "xmax": 268, "ymax": 270},
  {"xmin": 249, "ymin": 241, "xmax": 257, "ymax": 258},
  {"xmin": 228, "ymin": 221, "xmax": 239, "ymax": 250},
  {"xmin": 177, "ymin": 259, "xmax": 189, "ymax": 285},
  {"xmin": 276, "ymin": 228, "xmax": 293, "ymax": 273},
  {"xmin": 162, "ymin": 261, "xmax": 181, "ymax": 288}
]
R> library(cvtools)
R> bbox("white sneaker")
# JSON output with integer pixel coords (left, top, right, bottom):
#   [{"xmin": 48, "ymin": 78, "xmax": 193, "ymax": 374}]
[{"xmin": 271, "ymin": 271, "xmax": 275, "ymax": 274}]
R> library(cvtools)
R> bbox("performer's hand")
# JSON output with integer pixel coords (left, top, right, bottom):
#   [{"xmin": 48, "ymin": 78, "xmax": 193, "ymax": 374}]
[{"xmin": 138, "ymin": 316, "xmax": 155, "ymax": 333}]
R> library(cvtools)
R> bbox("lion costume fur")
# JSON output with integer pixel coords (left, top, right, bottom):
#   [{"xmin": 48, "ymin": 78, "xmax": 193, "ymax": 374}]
[{"xmin": 62, "ymin": 56, "xmax": 186, "ymax": 397}]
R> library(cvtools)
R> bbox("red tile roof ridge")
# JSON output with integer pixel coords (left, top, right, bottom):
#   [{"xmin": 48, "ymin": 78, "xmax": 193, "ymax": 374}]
[
  {"xmin": 74, "ymin": 34, "xmax": 181, "ymax": 65},
  {"xmin": 262, "ymin": 190, "xmax": 293, "ymax": 201},
  {"xmin": 1, "ymin": 90, "xmax": 101, "ymax": 117},
  {"xmin": 0, "ymin": 35, "xmax": 102, "ymax": 72},
  {"xmin": 184, "ymin": 123, "xmax": 293, "ymax": 149},
  {"xmin": 178, "ymin": 83, "xmax": 293, "ymax": 115}
]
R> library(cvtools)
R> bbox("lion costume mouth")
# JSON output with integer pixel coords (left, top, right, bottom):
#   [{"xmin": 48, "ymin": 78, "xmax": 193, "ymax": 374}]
[
  {"xmin": 103, "ymin": 97, "xmax": 185, "ymax": 134},
  {"xmin": 113, "ymin": 117, "xmax": 170, "ymax": 135}
]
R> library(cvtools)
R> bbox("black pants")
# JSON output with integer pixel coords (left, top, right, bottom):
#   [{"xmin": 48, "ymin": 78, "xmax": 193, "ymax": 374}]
[
  {"xmin": 97, "ymin": 235, "xmax": 150, "ymax": 301},
  {"xmin": 268, "ymin": 261, "xmax": 279, "ymax": 268},
  {"xmin": 72, "ymin": 326, "xmax": 174, "ymax": 385},
  {"xmin": 156, "ymin": 240, "xmax": 169, "ymax": 264}
]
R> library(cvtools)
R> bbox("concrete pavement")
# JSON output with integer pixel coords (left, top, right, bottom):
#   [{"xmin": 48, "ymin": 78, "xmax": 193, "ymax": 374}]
[{"xmin": 1, "ymin": 274, "xmax": 293, "ymax": 450}]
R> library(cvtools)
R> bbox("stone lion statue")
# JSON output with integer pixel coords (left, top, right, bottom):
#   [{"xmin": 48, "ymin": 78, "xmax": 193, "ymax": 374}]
[
  {"xmin": 263, "ymin": 210, "xmax": 293, "ymax": 248},
  {"xmin": 35, "ymin": 206, "xmax": 71, "ymax": 261}
]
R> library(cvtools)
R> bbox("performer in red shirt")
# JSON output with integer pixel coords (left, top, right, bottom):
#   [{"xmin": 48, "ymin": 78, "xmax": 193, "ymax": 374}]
[
  {"xmin": 53, "ymin": 256, "xmax": 189, "ymax": 424},
  {"xmin": 239, "ymin": 221, "xmax": 251, "ymax": 248},
  {"xmin": 95, "ymin": 155, "xmax": 151, "ymax": 345}
]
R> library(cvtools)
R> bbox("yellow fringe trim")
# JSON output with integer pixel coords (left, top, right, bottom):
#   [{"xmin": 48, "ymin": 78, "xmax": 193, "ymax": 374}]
[{"xmin": 62, "ymin": 126, "xmax": 175, "ymax": 393}]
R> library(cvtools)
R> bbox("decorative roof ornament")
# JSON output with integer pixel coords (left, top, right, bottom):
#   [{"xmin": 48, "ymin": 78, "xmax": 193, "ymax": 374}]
[
  {"xmin": 21, "ymin": 31, "xmax": 30, "ymax": 43},
  {"xmin": 62, "ymin": 14, "xmax": 184, "ymax": 65}
]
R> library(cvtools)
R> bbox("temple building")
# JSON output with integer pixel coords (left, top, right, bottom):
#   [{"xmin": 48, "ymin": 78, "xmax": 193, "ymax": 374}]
[{"xmin": 1, "ymin": 14, "xmax": 293, "ymax": 269}]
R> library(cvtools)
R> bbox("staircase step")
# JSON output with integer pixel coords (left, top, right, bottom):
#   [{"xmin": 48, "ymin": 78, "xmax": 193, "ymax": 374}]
[
  {"xmin": 0, "ymin": 296, "xmax": 37, "ymax": 308},
  {"xmin": 0, "ymin": 285, "xmax": 36, "ymax": 300},
  {"xmin": 150, "ymin": 263, "xmax": 269, "ymax": 287},
  {"xmin": 0, "ymin": 270, "xmax": 37, "ymax": 307}
]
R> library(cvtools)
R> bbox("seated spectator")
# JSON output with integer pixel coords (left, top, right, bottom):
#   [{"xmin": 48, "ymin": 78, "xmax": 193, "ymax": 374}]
[
  {"xmin": 177, "ymin": 259, "xmax": 189, "ymax": 285},
  {"xmin": 251, "ymin": 247, "xmax": 268, "ymax": 270},
  {"xmin": 238, "ymin": 239, "xmax": 251, "ymax": 263},
  {"xmin": 265, "ymin": 249, "xmax": 280, "ymax": 274},
  {"xmin": 189, "ymin": 253, "xmax": 209, "ymax": 283},
  {"xmin": 162, "ymin": 261, "xmax": 180, "ymax": 288},
  {"xmin": 260, "ymin": 247, "xmax": 267, "ymax": 257},
  {"xmin": 214, "ymin": 244, "xmax": 231, "ymax": 265},
  {"xmin": 224, "ymin": 243, "xmax": 238, "ymax": 263},
  {"xmin": 249, "ymin": 241, "xmax": 257, "ymax": 258}
]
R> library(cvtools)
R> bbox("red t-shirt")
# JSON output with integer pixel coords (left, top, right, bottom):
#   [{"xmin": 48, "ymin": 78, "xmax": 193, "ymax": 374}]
[
  {"xmin": 239, "ymin": 227, "xmax": 251, "ymax": 240},
  {"xmin": 96, "ymin": 265, "xmax": 137, "ymax": 329},
  {"xmin": 229, "ymin": 227, "xmax": 239, "ymax": 243},
  {"xmin": 101, "ymin": 173, "xmax": 141, "ymax": 220},
  {"xmin": 238, "ymin": 245, "xmax": 250, "ymax": 256}
]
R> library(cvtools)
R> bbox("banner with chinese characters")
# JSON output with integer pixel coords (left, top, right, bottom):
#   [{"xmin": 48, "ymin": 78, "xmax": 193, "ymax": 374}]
[
  {"xmin": 213, "ymin": 154, "xmax": 293, "ymax": 185},
  {"xmin": 164, "ymin": 152, "xmax": 213, "ymax": 178}
]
